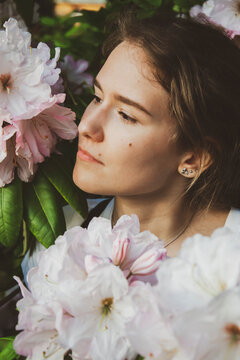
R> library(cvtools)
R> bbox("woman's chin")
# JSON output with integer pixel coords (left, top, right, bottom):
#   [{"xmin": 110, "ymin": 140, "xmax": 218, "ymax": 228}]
[{"xmin": 72, "ymin": 169, "xmax": 108, "ymax": 195}]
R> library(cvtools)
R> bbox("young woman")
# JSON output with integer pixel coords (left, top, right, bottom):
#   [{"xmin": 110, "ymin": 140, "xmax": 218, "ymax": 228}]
[
  {"xmin": 3, "ymin": 10, "xmax": 240, "ymax": 339},
  {"xmin": 73, "ymin": 12, "xmax": 240, "ymax": 257}
]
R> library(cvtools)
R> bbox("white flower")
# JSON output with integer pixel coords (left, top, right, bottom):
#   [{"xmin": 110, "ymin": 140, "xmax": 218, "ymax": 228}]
[
  {"xmin": 33, "ymin": 42, "xmax": 61, "ymax": 86},
  {"xmin": 173, "ymin": 287, "xmax": 240, "ymax": 360},
  {"xmin": 0, "ymin": 18, "xmax": 62, "ymax": 119},
  {"xmin": 58, "ymin": 264, "xmax": 136, "ymax": 360},
  {"xmin": 190, "ymin": 0, "xmax": 215, "ymax": 17},
  {"xmin": 126, "ymin": 283, "xmax": 187, "ymax": 360},
  {"xmin": 26, "ymin": 226, "xmax": 89, "ymax": 305},
  {"xmin": 15, "ymin": 215, "xmax": 166, "ymax": 359},
  {"xmin": 155, "ymin": 227, "xmax": 240, "ymax": 317},
  {"xmin": 190, "ymin": 0, "xmax": 240, "ymax": 38},
  {"xmin": 86, "ymin": 214, "xmax": 166, "ymax": 283},
  {"xmin": 13, "ymin": 276, "xmax": 69, "ymax": 360}
]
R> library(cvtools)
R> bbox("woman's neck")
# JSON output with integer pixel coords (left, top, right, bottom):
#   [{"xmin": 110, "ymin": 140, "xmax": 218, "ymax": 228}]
[
  {"xmin": 112, "ymin": 195, "xmax": 230, "ymax": 256},
  {"xmin": 112, "ymin": 192, "xmax": 190, "ymax": 243}
]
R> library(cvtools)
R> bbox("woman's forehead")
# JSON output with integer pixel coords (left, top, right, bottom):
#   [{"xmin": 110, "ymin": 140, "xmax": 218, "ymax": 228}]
[{"xmin": 96, "ymin": 41, "xmax": 169, "ymax": 112}]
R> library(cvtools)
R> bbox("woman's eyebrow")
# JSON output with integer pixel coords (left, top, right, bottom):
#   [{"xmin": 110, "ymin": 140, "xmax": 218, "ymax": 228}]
[{"xmin": 93, "ymin": 78, "xmax": 152, "ymax": 117}]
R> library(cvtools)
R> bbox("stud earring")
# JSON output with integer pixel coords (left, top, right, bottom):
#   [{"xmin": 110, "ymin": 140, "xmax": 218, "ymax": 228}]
[
  {"xmin": 181, "ymin": 168, "xmax": 194, "ymax": 176},
  {"xmin": 181, "ymin": 167, "xmax": 189, "ymax": 175}
]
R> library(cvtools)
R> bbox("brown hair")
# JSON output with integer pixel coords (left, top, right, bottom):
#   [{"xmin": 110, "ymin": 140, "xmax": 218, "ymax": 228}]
[{"xmin": 102, "ymin": 11, "xmax": 240, "ymax": 212}]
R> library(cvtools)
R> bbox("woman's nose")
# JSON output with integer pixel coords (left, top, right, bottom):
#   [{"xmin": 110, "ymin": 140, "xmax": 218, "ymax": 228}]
[{"xmin": 78, "ymin": 108, "xmax": 105, "ymax": 142}]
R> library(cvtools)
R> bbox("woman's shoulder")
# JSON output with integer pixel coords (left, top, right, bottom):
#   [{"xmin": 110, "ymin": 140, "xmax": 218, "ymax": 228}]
[
  {"xmin": 63, "ymin": 197, "xmax": 114, "ymax": 229},
  {"xmin": 224, "ymin": 207, "xmax": 240, "ymax": 232}
]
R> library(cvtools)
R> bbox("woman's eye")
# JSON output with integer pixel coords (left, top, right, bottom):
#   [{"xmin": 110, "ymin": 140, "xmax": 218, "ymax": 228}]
[
  {"xmin": 119, "ymin": 111, "xmax": 137, "ymax": 124},
  {"xmin": 92, "ymin": 95, "xmax": 102, "ymax": 104}
]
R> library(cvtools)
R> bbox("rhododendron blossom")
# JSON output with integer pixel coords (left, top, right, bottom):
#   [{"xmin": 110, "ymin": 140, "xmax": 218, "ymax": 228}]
[
  {"xmin": 58, "ymin": 264, "xmax": 137, "ymax": 360},
  {"xmin": 174, "ymin": 287, "xmax": 240, "ymax": 360},
  {"xmin": 58, "ymin": 54, "xmax": 94, "ymax": 95},
  {"xmin": 155, "ymin": 227, "xmax": 240, "ymax": 317},
  {"xmin": 0, "ymin": 18, "xmax": 78, "ymax": 186},
  {"xmin": 0, "ymin": 18, "xmax": 62, "ymax": 118},
  {"xmin": 126, "ymin": 283, "xmax": 187, "ymax": 360},
  {"xmin": 13, "ymin": 276, "xmax": 69, "ymax": 360},
  {"xmin": 190, "ymin": 0, "xmax": 240, "ymax": 38},
  {"xmin": 14, "ymin": 214, "xmax": 166, "ymax": 359},
  {"xmin": 14, "ymin": 215, "xmax": 240, "ymax": 360}
]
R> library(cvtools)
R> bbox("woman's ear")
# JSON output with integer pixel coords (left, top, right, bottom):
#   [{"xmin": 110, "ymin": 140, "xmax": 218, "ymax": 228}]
[{"xmin": 178, "ymin": 150, "xmax": 212, "ymax": 178}]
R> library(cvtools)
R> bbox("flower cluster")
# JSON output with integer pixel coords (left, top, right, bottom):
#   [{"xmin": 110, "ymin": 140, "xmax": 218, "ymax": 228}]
[
  {"xmin": 14, "ymin": 214, "xmax": 166, "ymax": 360},
  {"xmin": 0, "ymin": 18, "xmax": 78, "ymax": 186},
  {"xmin": 127, "ymin": 226, "xmax": 240, "ymax": 360},
  {"xmin": 14, "ymin": 214, "xmax": 240, "ymax": 360},
  {"xmin": 190, "ymin": 0, "xmax": 240, "ymax": 38}
]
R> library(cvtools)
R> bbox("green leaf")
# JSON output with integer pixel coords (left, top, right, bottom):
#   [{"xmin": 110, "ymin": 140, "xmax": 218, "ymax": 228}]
[
  {"xmin": 173, "ymin": 0, "xmax": 205, "ymax": 13},
  {"xmin": 0, "ymin": 177, "xmax": 23, "ymax": 248},
  {"xmin": 40, "ymin": 155, "xmax": 88, "ymax": 218},
  {"xmin": 40, "ymin": 16, "xmax": 57, "ymax": 26},
  {"xmin": 23, "ymin": 170, "xmax": 66, "ymax": 248},
  {"xmin": 0, "ymin": 337, "xmax": 20, "ymax": 360}
]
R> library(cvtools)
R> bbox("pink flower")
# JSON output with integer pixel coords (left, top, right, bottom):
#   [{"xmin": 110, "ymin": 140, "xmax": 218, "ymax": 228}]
[
  {"xmin": 86, "ymin": 214, "xmax": 165, "ymax": 283},
  {"xmin": 59, "ymin": 54, "xmax": 93, "ymax": 95},
  {"xmin": 0, "ymin": 18, "xmax": 79, "ymax": 186},
  {"xmin": 0, "ymin": 103, "xmax": 77, "ymax": 186},
  {"xmin": 190, "ymin": 0, "xmax": 240, "ymax": 38},
  {"xmin": 15, "ymin": 103, "xmax": 77, "ymax": 163}
]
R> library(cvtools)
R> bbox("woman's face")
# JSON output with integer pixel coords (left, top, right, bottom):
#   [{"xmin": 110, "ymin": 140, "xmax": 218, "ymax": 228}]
[{"xmin": 73, "ymin": 41, "xmax": 183, "ymax": 197}]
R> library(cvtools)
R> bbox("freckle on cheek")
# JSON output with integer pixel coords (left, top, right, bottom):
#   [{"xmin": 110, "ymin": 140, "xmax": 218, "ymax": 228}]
[
  {"xmin": 128, "ymin": 143, "xmax": 132, "ymax": 147},
  {"xmin": 98, "ymin": 153, "xmax": 102, "ymax": 156}
]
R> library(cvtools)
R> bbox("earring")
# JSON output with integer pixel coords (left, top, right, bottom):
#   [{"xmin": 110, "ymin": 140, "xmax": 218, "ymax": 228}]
[
  {"xmin": 181, "ymin": 168, "xmax": 194, "ymax": 176},
  {"xmin": 181, "ymin": 168, "xmax": 189, "ymax": 175}
]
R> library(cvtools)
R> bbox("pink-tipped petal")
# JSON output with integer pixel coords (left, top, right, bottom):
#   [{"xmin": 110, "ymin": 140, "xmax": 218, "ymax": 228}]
[
  {"xmin": 130, "ymin": 248, "xmax": 167, "ymax": 276},
  {"xmin": 112, "ymin": 238, "xmax": 130, "ymax": 266}
]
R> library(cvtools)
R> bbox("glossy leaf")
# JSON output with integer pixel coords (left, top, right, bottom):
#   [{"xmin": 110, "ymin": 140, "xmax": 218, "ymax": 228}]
[
  {"xmin": 23, "ymin": 170, "xmax": 66, "ymax": 248},
  {"xmin": 0, "ymin": 337, "xmax": 20, "ymax": 360},
  {"xmin": 40, "ymin": 155, "xmax": 88, "ymax": 218},
  {"xmin": 0, "ymin": 177, "xmax": 23, "ymax": 248}
]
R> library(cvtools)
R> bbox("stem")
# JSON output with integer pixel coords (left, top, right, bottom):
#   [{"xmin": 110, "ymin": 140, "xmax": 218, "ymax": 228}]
[{"xmin": 66, "ymin": 87, "xmax": 78, "ymax": 106}]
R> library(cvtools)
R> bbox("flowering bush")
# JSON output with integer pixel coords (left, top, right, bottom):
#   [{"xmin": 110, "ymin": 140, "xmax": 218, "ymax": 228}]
[{"xmin": 13, "ymin": 216, "xmax": 240, "ymax": 360}]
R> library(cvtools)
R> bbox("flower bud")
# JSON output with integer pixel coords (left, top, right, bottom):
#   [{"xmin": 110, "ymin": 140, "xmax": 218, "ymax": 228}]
[
  {"xmin": 130, "ymin": 248, "xmax": 167, "ymax": 276},
  {"xmin": 112, "ymin": 238, "xmax": 130, "ymax": 266}
]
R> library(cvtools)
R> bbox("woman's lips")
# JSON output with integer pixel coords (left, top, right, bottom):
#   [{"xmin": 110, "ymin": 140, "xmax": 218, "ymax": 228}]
[{"xmin": 77, "ymin": 147, "xmax": 103, "ymax": 165}]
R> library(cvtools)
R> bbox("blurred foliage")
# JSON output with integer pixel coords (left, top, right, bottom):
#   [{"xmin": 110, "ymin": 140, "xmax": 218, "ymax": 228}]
[{"xmin": 0, "ymin": 337, "xmax": 21, "ymax": 359}]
